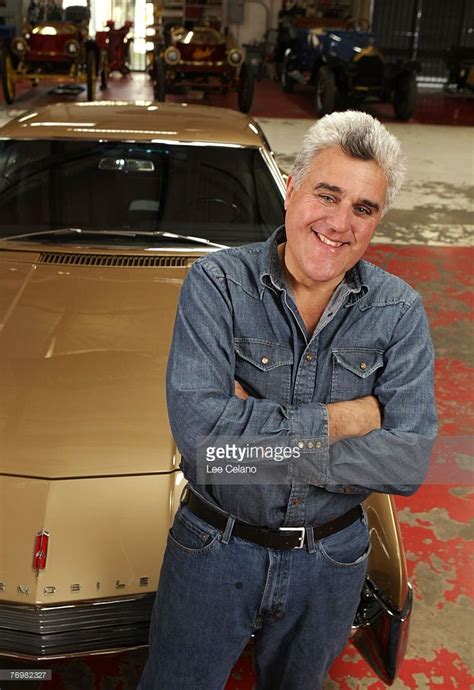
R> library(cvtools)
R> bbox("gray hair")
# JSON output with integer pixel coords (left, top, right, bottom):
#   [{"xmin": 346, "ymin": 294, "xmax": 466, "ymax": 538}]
[{"xmin": 291, "ymin": 111, "xmax": 406, "ymax": 211}]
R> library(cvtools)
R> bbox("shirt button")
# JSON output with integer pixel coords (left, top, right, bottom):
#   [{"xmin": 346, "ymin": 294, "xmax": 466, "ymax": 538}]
[
  {"xmin": 359, "ymin": 362, "xmax": 367, "ymax": 370},
  {"xmin": 291, "ymin": 498, "xmax": 301, "ymax": 506},
  {"xmin": 261, "ymin": 356, "xmax": 269, "ymax": 365},
  {"xmin": 343, "ymin": 486, "xmax": 354, "ymax": 493},
  {"xmin": 305, "ymin": 352, "xmax": 314, "ymax": 362},
  {"xmin": 307, "ymin": 441, "xmax": 314, "ymax": 448},
  {"xmin": 315, "ymin": 441, "xmax": 322, "ymax": 449},
  {"xmin": 297, "ymin": 441, "xmax": 305, "ymax": 449}
]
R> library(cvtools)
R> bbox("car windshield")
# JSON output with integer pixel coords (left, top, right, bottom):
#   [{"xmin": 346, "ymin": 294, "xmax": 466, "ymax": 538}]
[{"xmin": 0, "ymin": 140, "xmax": 284, "ymax": 246}]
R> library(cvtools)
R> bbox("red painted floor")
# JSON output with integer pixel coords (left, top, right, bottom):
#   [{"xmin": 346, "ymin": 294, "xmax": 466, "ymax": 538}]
[{"xmin": 1, "ymin": 71, "xmax": 473, "ymax": 125}]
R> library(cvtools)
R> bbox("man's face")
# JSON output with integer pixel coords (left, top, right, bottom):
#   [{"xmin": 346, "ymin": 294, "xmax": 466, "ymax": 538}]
[{"xmin": 284, "ymin": 146, "xmax": 388, "ymax": 289}]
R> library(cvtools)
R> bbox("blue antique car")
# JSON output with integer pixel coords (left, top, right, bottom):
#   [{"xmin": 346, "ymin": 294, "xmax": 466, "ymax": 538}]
[{"xmin": 280, "ymin": 25, "xmax": 418, "ymax": 120}]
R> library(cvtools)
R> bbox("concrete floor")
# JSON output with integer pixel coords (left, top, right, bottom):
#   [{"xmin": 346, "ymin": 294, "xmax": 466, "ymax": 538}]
[{"xmin": 0, "ymin": 74, "xmax": 472, "ymax": 689}]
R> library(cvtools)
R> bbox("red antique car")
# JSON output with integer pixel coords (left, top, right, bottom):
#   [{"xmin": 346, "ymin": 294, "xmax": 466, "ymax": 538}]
[
  {"xmin": 0, "ymin": 6, "xmax": 101, "ymax": 104},
  {"xmin": 149, "ymin": 25, "xmax": 254, "ymax": 113}
]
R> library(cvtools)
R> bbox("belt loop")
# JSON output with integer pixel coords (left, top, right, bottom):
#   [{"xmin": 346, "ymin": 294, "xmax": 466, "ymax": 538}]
[
  {"xmin": 305, "ymin": 526, "xmax": 316, "ymax": 554},
  {"xmin": 221, "ymin": 515, "xmax": 236, "ymax": 545}
]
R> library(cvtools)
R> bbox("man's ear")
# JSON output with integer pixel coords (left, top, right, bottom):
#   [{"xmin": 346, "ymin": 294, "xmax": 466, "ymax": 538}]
[{"xmin": 284, "ymin": 175, "xmax": 295, "ymax": 211}]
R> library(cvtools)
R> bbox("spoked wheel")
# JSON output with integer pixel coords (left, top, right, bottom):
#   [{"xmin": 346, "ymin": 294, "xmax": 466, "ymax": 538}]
[
  {"xmin": 314, "ymin": 66, "xmax": 338, "ymax": 117},
  {"xmin": 393, "ymin": 72, "xmax": 417, "ymax": 121},
  {"xmin": 86, "ymin": 49, "xmax": 97, "ymax": 101},
  {"xmin": 237, "ymin": 63, "xmax": 254, "ymax": 113},
  {"xmin": 0, "ymin": 49, "xmax": 16, "ymax": 104},
  {"xmin": 154, "ymin": 55, "xmax": 166, "ymax": 101}
]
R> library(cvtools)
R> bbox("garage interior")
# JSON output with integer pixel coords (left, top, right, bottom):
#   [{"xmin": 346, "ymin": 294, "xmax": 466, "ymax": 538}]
[{"xmin": 0, "ymin": 0, "xmax": 472, "ymax": 688}]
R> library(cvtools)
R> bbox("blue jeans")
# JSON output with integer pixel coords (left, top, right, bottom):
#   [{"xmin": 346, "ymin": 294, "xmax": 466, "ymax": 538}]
[{"xmin": 138, "ymin": 502, "xmax": 370, "ymax": 690}]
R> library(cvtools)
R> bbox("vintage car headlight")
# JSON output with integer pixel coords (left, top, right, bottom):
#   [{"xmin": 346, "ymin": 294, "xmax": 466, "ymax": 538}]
[
  {"xmin": 227, "ymin": 49, "xmax": 243, "ymax": 67},
  {"xmin": 11, "ymin": 37, "xmax": 28, "ymax": 56},
  {"xmin": 64, "ymin": 39, "xmax": 80, "ymax": 56},
  {"xmin": 164, "ymin": 47, "xmax": 181, "ymax": 65}
]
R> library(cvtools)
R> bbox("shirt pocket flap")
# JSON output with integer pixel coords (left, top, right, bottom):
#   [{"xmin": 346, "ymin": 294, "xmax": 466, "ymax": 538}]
[
  {"xmin": 332, "ymin": 348, "xmax": 384, "ymax": 379},
  {"xmin": 234, "ymin": 338, "xmax": 293, "ymax": 372}
]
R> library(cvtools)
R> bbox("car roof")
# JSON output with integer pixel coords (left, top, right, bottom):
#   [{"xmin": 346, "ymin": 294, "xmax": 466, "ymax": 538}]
[{"xmin": 0, "ymin": 101, "xmax": 265, "ymax": 147}]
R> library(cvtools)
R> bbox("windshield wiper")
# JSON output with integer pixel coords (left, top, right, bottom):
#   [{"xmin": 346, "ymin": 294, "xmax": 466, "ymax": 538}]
[{"xmin": 0, "ymin": 228, "xmax": 227, "ymax": 249}]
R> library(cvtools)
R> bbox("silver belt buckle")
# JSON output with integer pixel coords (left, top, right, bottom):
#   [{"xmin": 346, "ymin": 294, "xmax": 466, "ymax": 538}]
[{"xmin": 279, "ymin": 526, "xmax": 306, "ymax": 549}]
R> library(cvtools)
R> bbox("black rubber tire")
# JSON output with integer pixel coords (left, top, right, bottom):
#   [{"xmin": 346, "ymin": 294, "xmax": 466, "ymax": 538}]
[
  {"xmin": 314, "ymin": 66, "xmax": 337, "ymax": 117},
  {"xmin": 154, "ymin": 55, "xmax": 166, "ymax": 102},
  {"xmin": 394, "ymin": 72, "xmax": 417, "ymax": 121},
  {"xmin": 237, "ymin": 63, "xmax": 254, "ymax": 113},
  {"xmin": 99, "ymin": 52, "xmax": 108, "ymax": 90},
  {"xmin": 281, "ymin": 53, "xmax": 294, "ymax": 93},
  {"xmin": 86, "ymin": 49, "xmax": 96, "ymax": 101},
  {"xmin": 0, "ymin": 49, "xmax": 16, "ymax": 104}
]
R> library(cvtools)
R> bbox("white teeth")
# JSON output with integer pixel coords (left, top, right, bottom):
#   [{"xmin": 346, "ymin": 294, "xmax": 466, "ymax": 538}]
[{"xmin": 316, "ymin": 232, "xmax": 343, "ymax": 248}]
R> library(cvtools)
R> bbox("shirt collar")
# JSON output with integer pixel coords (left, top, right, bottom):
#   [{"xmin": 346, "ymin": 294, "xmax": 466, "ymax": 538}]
[{"xmin": 258, "ymin": 226, "xmax": 368, "ymax": 304}]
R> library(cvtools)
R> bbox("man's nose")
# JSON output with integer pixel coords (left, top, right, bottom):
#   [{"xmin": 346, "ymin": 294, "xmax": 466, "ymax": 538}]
[{"xmin": 327, "ymin": 202, "xmax": 352, "ymax": 233}]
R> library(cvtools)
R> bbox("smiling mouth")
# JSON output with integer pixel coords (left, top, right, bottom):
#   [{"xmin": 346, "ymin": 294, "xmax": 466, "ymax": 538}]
[{"xmin": 313, "ymin": 231, "xmax": 347, "ymax": 248}]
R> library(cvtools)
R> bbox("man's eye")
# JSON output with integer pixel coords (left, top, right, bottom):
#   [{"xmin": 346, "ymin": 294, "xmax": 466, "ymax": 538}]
[
  {"xmin": 355, "ymin": 206, "xmax": 371, "ymax": 216},
  {"xmin": 319, "ymin": 194, "xmax": 334, "ymax": 203}
]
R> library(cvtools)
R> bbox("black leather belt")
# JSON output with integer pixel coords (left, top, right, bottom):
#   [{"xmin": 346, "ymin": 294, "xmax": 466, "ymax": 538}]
[{"xmin": 185, "ymin": 490, "xmax": 362, "ymax": 550}]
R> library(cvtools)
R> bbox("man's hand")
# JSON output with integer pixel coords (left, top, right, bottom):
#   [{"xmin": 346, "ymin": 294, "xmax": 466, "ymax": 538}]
[
  {"xmin": 327, "ymin": 396, "xmax": 382, "ymax": 444},
  {"xmin": 234, "ymin": 380, "xmax": 249, "ymax": 400}
]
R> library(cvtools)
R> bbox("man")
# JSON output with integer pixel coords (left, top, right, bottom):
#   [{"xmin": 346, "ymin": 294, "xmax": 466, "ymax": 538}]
[{"xmin": 139, "ymin": 111, "xmax": 437, "ymax": 689}]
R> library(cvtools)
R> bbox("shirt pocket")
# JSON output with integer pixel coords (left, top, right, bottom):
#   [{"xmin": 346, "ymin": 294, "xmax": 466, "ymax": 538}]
[
  {"xmin": 234, "ymin": 338, "xmax": 293, "ymax": 404},
  {"xmin": 330, "ymin": 347, "xmax": 384, "ymax": 402}
]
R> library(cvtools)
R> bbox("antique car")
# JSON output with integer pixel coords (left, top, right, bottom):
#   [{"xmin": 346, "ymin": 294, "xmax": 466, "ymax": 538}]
[
  {"xmin": 0, "ymin": 6, "xmax": 100, "ymax": 104},
  {"xmin": 0, "ymin": 102, "xmax": 409, "ymax": 684},
  {"xmin": 148, "ymin": 25, "xmax": 254, "ymax": 113},
  {"xmin": 95, "ymin": 19, "xmax": 133, "ymax": 90},
  {"xmin": 280, "ymin": 24, "xmax": 419, "ymax": 120}
]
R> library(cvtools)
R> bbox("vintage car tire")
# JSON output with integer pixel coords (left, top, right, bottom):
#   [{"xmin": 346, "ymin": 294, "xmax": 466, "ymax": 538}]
[
  {"xmin": 86, "ymin": 49, "xmax": 96, "ymax": 101},
  {"xmin": 0, "ymin": 49, "xmax": 16, "ymax": 105},
  {"xmin": 154, "ymin": 56, "xmax": 166, "ymax": 102},
  {"xmin": 314, "ymin": 66, "xmax": 338, "ymax": 117},
  {"xmin": 281, "ymin": 54, "xmax": 294, "ymax": 93},
  {"xmin": 237, "ymin": 64, "xmax": 254, "ymax": 114},
  {"xmin": 394, "ymin": 72, "xmax": 417, "ymax": 121},
  {"xmin": 100, "ymin": 52, "xmax": 108, "ymax": 90}
]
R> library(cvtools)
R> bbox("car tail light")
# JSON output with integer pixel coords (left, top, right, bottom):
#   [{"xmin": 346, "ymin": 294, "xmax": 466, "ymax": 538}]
[
  {"xmin": 65, "ymin": 39, "xmax": 80, "ymax": 56},
  {"xmin": 227, "ymin": 49, "xmax": 243, "ymax": 67},
  {"xmin": 11, "ymin": 37, "xmax": 28, "ymax": 56},
  {"xmin": 164, "ymin": 47, "xmax": 181, "ymax": 65},
  {"xmin": 33, "ymin": 530, "xmax": 49, "ymax": 572}
]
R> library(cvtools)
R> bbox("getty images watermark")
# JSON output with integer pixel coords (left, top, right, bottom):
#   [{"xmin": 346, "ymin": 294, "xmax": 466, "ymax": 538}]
[{"xmin": 197, "ymin": 437, "xmax": 304, "ymax": 485}]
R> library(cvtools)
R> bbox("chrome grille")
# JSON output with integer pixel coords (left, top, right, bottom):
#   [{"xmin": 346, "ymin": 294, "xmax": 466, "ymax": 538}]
[{"xmin": 0, "ymin": 594, "xmax": 154, "ymax": 656}]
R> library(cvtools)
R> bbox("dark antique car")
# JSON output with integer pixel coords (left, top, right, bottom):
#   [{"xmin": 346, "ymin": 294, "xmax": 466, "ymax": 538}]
[
  {"xmin": 149, "ymin": 25, "xmax": 254, "ymax": 113},
  {"xmin": 0, "ymin": 6, "xmax": 101, "ymax": 104},
  {"xmin": 281, "ymin": 25, "xmax": 418, "ymax": 120},
  {"xmin": 0, "ymin": 102, "xmax": 410, "ymax": 684}
]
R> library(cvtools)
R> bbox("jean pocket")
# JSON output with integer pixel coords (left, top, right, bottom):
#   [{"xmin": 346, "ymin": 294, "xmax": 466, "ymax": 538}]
[
  {"xmin": 330, "ymin": 347, "xmax": 384, "ymax": 402},
  {"xmin": 168, "ymin": 504, "xmax": 221, "ymax": 555},
  {"xmin": 318, "ymin": 516, "xmax": 371, "ymax": 569},
  {"xmin": 234, "ymin": 338, "xmax": 293, "ymax": 404}
]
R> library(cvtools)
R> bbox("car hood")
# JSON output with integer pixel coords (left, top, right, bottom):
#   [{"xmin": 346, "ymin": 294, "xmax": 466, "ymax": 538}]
[{"xmin": 0, "ymin": 245, "xmax": 195, "ymax": 478}]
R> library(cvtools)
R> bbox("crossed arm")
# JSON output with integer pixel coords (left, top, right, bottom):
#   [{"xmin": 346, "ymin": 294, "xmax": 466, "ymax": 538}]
[{"xmin": 235, "ymin": 381, "xmax": 382, "ymax": 444}]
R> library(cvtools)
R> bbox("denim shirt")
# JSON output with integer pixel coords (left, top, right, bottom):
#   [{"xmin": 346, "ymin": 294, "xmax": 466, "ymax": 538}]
[{"xmin": 166, "ymin": 227, "xmax": 438, "ymax": 528}]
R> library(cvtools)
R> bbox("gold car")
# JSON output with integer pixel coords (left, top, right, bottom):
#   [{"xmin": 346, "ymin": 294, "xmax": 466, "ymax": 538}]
[{"xmin": 0, "ymin": 102, "xmax": 410, "ymax": 684}]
